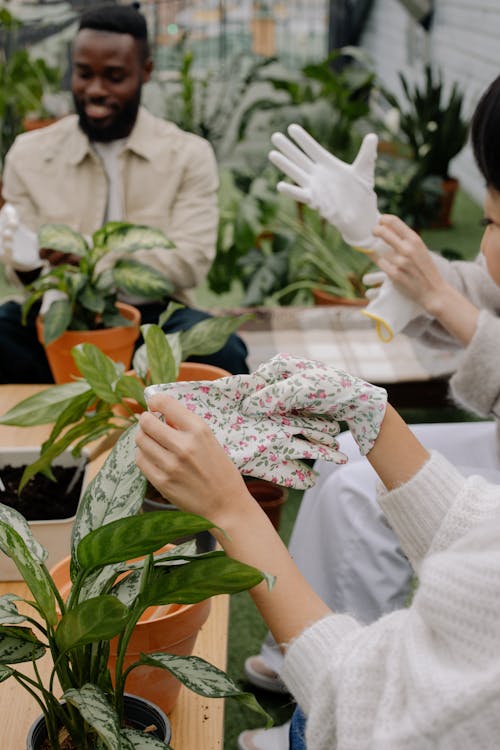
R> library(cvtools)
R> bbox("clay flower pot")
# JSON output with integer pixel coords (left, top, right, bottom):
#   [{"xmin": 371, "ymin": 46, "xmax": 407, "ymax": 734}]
[
  {"xmin": 244, "ymin": 478, "xmax": 288, "ymax": 531},
  {"xmin": 51, "ymin": 554, "xmax": 212, "ymax": 715},
  {"xmin": 36, "ymin": 302, "xmax": 141, "ymax": 384},
  {"xmin": 312, "ymin": 289, "xmax": 367, "ymax": 307}
]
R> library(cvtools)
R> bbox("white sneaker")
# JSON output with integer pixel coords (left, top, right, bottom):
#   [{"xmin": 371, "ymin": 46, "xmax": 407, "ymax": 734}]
[
  {"xmin": 244, "ymin": 655, "xmax": 288, "ymax": 694},
  {"xmin": 238, "ymin": 721, "xmax": 291, "ymax": 750}
]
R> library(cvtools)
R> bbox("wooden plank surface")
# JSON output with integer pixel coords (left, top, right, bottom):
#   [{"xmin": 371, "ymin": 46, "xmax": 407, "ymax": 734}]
[{"xmin": 0, "ymin": 384, "xmax": 228, "ymax": 748}]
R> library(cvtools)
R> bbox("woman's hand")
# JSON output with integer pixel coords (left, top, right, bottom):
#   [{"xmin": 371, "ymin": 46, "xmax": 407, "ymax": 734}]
[
  {"xmin": 372, "ymin": 215, "xmax": 447, "ymax": 314},
  {"xmin": 135, "ymin": 394, "xmax": 251, "ymax": 529},
  {"xmin": 373, "ymin": 214, "xmax": 480, "ymax": 345}
]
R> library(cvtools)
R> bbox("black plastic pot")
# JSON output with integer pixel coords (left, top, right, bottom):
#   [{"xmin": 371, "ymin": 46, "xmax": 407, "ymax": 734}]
[{"xmin": 26, "ymin": 693, "xmax": 171, "ymax": 749}]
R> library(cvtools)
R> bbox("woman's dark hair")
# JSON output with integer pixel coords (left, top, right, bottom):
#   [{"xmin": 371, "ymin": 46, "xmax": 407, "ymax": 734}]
[
  {"xmin": 471, "ymin": 74, "xmax": 500, "ymax": 192},
  {"xmin": 78, "ymin": 3, "xmax": 150, "ymax": 62}
]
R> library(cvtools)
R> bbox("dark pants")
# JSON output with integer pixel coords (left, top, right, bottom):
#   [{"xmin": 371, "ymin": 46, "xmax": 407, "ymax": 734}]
[{"xmin": 0, "ymin": 299, "xmax": 249, "ymax": 383}]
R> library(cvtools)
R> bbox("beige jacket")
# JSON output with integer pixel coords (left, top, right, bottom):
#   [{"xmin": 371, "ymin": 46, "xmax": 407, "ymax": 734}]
[{"xmin": 2, "ymin": 107, "xmax": 219, "ymax": 298}]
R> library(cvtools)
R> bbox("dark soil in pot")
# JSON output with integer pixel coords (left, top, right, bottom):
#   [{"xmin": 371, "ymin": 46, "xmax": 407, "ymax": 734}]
[{"xmin": 0, "ymin": 465, "xmax": 84, "ymax": 520}]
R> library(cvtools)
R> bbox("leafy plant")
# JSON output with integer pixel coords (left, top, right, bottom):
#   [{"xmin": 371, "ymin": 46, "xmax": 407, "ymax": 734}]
[
  {"xmin": 268, "ymin": 205, "xmax": 376, "ymax": 304},
  {"xmin": 0, "ymin": 424, "xmax": 270, "ymax": 748},
  {"xmin": 23, "ymin": 222, "xmax": 175, "ymax": 344},
  {"xmin": 0, "ymin": 302, "xmax": 250, "ymax": 490},
  {"xmin": 0, "ymin": 8, "xmax": 61, "ymax": 168},
  {"xmin": 382, "ymin": 66, "xmax": 469, "ymax": 180}
]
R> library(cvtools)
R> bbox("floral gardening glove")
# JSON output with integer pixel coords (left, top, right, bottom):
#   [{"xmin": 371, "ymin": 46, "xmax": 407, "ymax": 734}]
[
  {"xmin": 145, "ymin": 369, "xmax": 345, "ymax": 489},
  {"xmin": 144, "ymin": 373, "xmax": 344, "ymax": 488},
  {"xmin": 242, "ymin": 354, "xmax": 387, "ymax": 457}
]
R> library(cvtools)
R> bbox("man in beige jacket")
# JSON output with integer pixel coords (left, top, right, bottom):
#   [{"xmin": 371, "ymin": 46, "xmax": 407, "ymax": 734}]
[{"xmin": 0, "ymin": 3, "xmax": 248, "ymax": 382}]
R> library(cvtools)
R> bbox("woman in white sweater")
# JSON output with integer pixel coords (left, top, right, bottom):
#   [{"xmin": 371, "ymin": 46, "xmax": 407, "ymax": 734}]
[{"xmin": 135, "ymin": 383, "xmax": 500, "ymax": 750}]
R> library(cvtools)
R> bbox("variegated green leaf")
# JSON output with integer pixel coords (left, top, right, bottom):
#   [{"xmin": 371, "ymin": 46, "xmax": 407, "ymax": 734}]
[
  {"xmin": 0, "ymin": 381, "xmax": 91, "ymax": 426},
  {"xmin": 0, "ymin": 521, "xmax": 56, "ymax": 625},
  {"xmin": 71, "ymin": 426, "xmax": 147, "ymax": 565},
  {"xmin": 78, "ymin": 563, "xmax": 123, "ymax": 602},
  {"xmin": 113, "ymin": 260, "xmax": 173, "ymax": 300},
  {"xmin": 0, "ymin": 664, "xmax": 13, "ymax": 682},
  {"xmin": 180, "ymin": 314, "xmax": 252, "ymax": 359},
  {"xmin": 121, "ymin": 727, "xmax": 171, "ymax": 748},
  {"xmin": 38, "ymin": 223, "xmax": 89, "ymax": 256},
  {"xmin": 110, "ymin": 569, "xmax": 142, "ymax": 608},
  {"xmin": 71, "ymin": 343, "xmax": 124, "ymax": 403},
  {"xmin": 64, "ymin": 684, "xmax": 120, "ymax": 750},
  {"xmin": 132, "ymin": 330, "xmax": 181, "ymax": 383},
  {"xmin": 55, "ymin": 596, "xmax": 130, "ymax": 653},
  {"xmin": 140, "ymin": 554, "xmax": 264, "ymax": 606},
  {"xmin": 77, "ymin": 511, "xmax": 214, "ymax": 570},
  {"xmin": 139, "ymin": 653, "xmax": 271, "ymax": 726},
  {"xmin": 42, "ymin": 297, "xmax": 73, "ymax": 344},
  {"xmin": 0, "ymin": 625, "xmax": 46, "ymax": 664},
  {"xmin": 158, "ymin": 302, "xmax": 184, "ymax": 327},
  {"xmin": 144, "ymin": 325, "xmax": 177, "ymax": 385},
  {"xmin": 103, "ymin": 224, "xmax": 175, "ymax": 253},
  {"xmin": 0, "ymin": 504, "xmax": 47, "ymax": 563},
  {"xmin": 0, "ymin": 594, "xmax": 24, "ymax": 625}
]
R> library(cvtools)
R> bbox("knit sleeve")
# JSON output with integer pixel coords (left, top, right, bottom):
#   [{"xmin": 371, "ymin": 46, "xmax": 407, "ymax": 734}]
[
  {"xmin": 449, "ymin": 309, "xmax": 500, "ymax": 419},
  {"xmin": 282, "ymin": 514, "xmax": 500, "ymax": 750}
]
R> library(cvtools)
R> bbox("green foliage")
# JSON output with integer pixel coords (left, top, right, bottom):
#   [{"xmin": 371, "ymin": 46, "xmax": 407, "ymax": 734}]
[
  {"xmin": 383, "ymin": 66, "xmax": 469, "ymax": 179},
  {"xmin": 0, "ymin": 301, "xmax": 251, "ymax": 489},
  {"xmin": 375, "ymin": 154, "xmax": 443, "ymax": 230},
  {"xmin": 0, "ymin": 8, "xmax": 61, "ymax": 167},
  {"xmin": 0, "ymin": 427, "xmax": 269, "ymax": 748},
  {"xmin": 23, "ymin": 222, "xmax": 175, "ymax": 344}
]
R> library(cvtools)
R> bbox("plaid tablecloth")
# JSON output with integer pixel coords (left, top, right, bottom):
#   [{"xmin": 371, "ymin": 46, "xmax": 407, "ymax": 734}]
[{"xmin": 227, "ymin": 306, "xmax": 462, "ymax": 385}]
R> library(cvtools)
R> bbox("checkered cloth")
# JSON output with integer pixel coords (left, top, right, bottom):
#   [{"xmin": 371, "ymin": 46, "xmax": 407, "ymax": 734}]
[{"xmin": 224, "ymin": 306, "xmax": 462, "ymax": 383}]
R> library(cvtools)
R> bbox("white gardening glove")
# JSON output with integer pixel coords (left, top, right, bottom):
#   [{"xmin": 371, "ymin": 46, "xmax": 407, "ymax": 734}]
[
  {"xmin": 361, "ymin": 271, "xmax": 427, "ymax": 342},
  {"xmin": 0, "ymin": 203, "xmax": 42, "ymax": 271},
  {"xmin": 268, "ymin": 124, "xmax": 390, "ymax": 254}
]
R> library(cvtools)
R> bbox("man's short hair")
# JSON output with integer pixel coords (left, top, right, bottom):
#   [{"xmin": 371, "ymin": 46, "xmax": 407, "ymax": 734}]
[{"xmin": 78, "ymin": 3, "xmax": 151, "ymax": 62}]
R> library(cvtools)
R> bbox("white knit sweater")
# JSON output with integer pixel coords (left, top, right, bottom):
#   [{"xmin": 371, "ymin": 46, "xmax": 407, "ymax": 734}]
[{"xmin": 282, "ymin": 451, "xmax": 500, "ymax": 749}]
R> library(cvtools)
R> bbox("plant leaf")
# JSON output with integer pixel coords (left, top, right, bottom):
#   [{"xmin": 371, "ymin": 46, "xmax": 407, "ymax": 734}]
[
  {"xmin": 0, "ymin": 520, "xmax": 57, "ymax": 625},
  {"xmin": 71, "ymin": 343, "xmax": 124, "ymax": 403},
  {"xmin": 0, "ymin": 381, "xmax": 91, "ymax": 426},
  {"xmin": 115, "ymin": 374, "xmax": 147, "ymax": 411},
  {"xmin": 140, "ymin": 554, "xmax": 264, "ymax": 606},
  {"xmin": 113, "ymin": 259, "xmax": 174, "ymax": 300},
  {"xmin": 98, "ymin": 223, "xmax": 175, "ymax": 253},
  {"xmin": 42, "ymin": 297, "xmax": 73, "ymax": 344},
  {"xmin": 139, "ymin": 653, "xmax": 272, "ymax": 726},
  {"xmin": 71, "ymin": 426, "xmax": 147, "ymax": 566},
  {"xmin": 0, "ymin": 625, "xmax": 46, "ymax": 664},
  {"xmin": 56, "ymin": 596, "xmax": 130, "ymax": 652},
  {"xmin": 0, "ymin": 665, "xmax": 13, "ymax": 682},
  {"xmin": 0, "ymin": 594, "xmax": 24, "ymax": 625},
  {"xmin": 77, "ymin": 511, "xmax": 214, "ymax": 570},
  {"xmin": 180, "ymin": 314, "xmax": 252, "ymax": 359},
  {"xmin": 64, "ymin": 684, "xmax": 120, "ymax": 750},
  {"xmin": 38, "ymin": 224, "xmax": 89, "ymax": 255},
  {"xmin": 120, "ymin": 728, "xmax": 172, "ymax": 748},
  {"xmin": 0, "ymin": 504, "xmax": 46, "ymax": 563},
  {"xmin": 144, "ymin": 325, "xmax": 177, "ymax": 384}
]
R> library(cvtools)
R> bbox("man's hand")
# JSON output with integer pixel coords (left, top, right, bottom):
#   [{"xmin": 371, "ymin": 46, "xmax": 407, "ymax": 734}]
[{"xmin": 268, "ymin": 124, "xmax": 390, "ymax": 254}]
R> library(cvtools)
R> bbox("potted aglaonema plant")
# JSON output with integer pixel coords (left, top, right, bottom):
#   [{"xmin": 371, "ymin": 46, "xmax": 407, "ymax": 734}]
[
  {"xmin": 0, "ymin": 426, "xmax": 270, "ymax": 749},
  {"xmin": 24, "ymin": 221, "xmax": 176, "ymax": 383},
  {"xmin": 0, "ymin": 302, "xmax": 250, "ymax": 490}
]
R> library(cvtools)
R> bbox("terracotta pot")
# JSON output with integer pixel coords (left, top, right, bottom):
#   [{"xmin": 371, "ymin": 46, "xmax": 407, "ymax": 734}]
[
  {"xmin": 244, "ymin": 478, "xmax": 288, "ymax": 531},
  {"xmin": 50, "ymin": 554, "xmax": 211, "ymax": 716},
  {"xmin": 36, "ymin": 302, "xmax": 141, "ymax": 384},
  {"xmin": 22, "ymin": 116, "xmax": 59, "ymax": 132},
  {"xmin": 26, "ymin": 693, "xmax": 171, "ymax": 749},
  {"xmin": 312, "ymin": 288, "xmax": 367, "ymax": 307},
  {"xmin": 430, "ymin": 177, "xmax": 459, "ymax": 229}
]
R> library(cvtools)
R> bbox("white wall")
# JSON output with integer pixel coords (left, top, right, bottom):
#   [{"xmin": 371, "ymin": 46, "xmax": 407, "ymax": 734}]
[{"xmin": 361, "ymin": 0, "xmax": 500, "ymax": 204}]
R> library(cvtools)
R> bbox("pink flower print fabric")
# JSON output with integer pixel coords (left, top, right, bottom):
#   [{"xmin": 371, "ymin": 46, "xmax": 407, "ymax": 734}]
[{"xmin": 144, "ymin": 354, "xmax": 387, "ymax": 489}]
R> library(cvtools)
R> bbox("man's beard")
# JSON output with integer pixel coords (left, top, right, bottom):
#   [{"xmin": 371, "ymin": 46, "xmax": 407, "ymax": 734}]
[{"xmin": 73, "ymin": 88, "xmax": 141, "ymax": 142}]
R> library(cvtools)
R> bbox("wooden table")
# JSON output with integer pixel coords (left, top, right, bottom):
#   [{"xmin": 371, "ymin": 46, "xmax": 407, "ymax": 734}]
[{"xmin": 0, "ymin": 385, "xmax": 229, "ymax": 749}]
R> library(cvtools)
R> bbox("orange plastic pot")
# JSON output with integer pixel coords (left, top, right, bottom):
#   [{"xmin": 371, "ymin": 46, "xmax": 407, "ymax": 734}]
[
  {"xmin": 50, "ymin": 554, "xmax": 212, "ymax": 715},
  {"xmin": 36, "ymin": 302, "xmax": 141, "ymax": 384}
]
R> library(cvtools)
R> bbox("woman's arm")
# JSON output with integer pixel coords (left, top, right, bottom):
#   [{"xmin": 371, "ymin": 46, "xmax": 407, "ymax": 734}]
[
  {"xmin": 135, "ymin": 396, "xmax": 429, "ymax": 649},
  {"xmin": 373, "ymin": 214, "xmax": 480, "ymax": 346}
]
